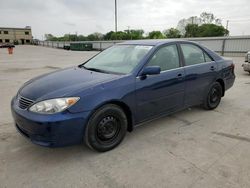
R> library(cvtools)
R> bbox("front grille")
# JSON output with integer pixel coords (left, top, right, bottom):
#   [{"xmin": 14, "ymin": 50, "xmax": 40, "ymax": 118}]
[{"xmin": 18, "ymin": 96, "xmax": 34, "ymax": 109}]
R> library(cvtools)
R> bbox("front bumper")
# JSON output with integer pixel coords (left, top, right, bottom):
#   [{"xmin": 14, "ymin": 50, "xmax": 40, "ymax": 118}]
[
  {"xmin": 242, "ymin": 63, "xmax": 250, "ymax": 72},
  {"xmin": 11, "ymin": 97, "xmax": 91, "ymax": 147}
]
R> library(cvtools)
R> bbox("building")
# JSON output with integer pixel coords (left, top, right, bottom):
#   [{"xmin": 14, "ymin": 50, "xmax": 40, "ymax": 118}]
[{"xmin": 0, "ymin": 26, "xmax": 32, "ymax": 44}]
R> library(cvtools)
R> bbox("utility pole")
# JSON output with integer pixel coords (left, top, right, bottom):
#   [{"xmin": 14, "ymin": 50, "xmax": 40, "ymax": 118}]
[
  {"xmin": 127, "ymin": 26, "xmax": 132, "ymax": 40},
  {"xmin": 115, "ymin": 0, "xmax": 118, "ymax": 40},
  {"xmin": 226, "ymin": 20, "xmax": 229, "ymax": 36},
  {"xmin": 226, "ymin": 20, "xmax": 229, "ymax": 30},
  {"xmin": 191, "ymin": 16, "xmax": 194, "ymax": 24},
  {"xmin": 127, "ymin": 26, "xmax": 130, "ymax": 33}
]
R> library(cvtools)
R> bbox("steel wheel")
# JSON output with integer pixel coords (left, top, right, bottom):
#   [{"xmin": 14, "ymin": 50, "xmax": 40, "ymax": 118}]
[
  {"xmin": 84, "ymin": 104, "xmax": 127, "ymax": 152},
  {"xmin": 203, "ymin": 82, "xmax": 222, "ymax": 110},
  {"xmin": 96, "ymin": 116, "xmax": 121, "ymax": 143}
]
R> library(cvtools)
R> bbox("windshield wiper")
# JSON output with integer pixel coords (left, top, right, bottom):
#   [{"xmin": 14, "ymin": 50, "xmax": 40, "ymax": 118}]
[{"xmin": 81, "ymin": 65, "xmax": 109, "ymax": 74}]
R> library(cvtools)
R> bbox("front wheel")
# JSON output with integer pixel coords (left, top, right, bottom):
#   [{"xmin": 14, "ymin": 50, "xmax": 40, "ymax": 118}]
[
  {"xmin": 84, "ymin": 104, "xmax": 127, "ymax": 152},
  {"xmin": 203, "ymin": 82, "xmax": 222, "ymax": 110}
]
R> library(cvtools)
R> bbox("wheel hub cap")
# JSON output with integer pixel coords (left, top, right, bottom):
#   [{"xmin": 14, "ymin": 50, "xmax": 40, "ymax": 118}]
[{"xmin": 97, "ymin": 116, "xmax": 118, "ymax": 140}]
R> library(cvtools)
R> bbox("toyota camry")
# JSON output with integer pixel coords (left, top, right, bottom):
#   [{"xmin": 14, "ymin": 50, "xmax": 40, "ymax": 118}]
[{"xmin": 11, "ymin": 40, "xmax": 235, "ymax": 152}]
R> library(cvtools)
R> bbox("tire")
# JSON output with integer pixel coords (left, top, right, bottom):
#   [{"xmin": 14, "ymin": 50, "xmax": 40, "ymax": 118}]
[
  {"xmin": 203, "ymin": 82, "xmax": 223, "ymax": 110},
  {"xmin": 84, "ymin": 104, "xmax": 127, "ymax": 152}
]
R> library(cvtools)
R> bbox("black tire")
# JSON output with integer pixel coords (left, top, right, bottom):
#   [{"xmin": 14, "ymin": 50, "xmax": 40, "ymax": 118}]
[
  {"xmin": 203, "ymin": 82, "xmax": 223, "ymax": 110},
  {"xmin": 84, "ymin": 104, "xmax": 127, "ymax": 152}
]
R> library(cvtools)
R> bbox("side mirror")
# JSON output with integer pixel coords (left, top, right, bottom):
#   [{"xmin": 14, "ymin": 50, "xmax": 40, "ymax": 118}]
[{"xmin": 141, "ymin": 66, "xmax": 161, "ymax": 76}]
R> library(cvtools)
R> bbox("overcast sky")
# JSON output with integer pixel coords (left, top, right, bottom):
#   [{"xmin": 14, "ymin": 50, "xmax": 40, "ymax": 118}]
[{"xmin": 0, "ymin": 0, "xmax": 250, "ymax": 39}]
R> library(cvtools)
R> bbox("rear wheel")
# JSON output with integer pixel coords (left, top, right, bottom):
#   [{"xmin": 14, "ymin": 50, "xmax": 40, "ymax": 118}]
[
  {"xmin": 84, "ymin": 104, "xmax": 127, "ymax": 152},
  {"xmin": 203, "ymin": 82, "xmax": 222, "ymax": 110}
]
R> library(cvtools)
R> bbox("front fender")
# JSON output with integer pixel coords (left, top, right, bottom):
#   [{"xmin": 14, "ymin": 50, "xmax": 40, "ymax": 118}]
[{"xmin": 68, "ymin": 75, "xmax": 136, "ymax": 115}]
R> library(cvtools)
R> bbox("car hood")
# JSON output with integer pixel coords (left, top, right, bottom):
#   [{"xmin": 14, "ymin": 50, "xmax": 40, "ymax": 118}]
[{"xmin": 19, "ymin": 66, "xmax": 120, "ymax": 101}]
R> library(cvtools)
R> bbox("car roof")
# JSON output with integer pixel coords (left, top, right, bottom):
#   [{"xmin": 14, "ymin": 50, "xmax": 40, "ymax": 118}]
[
  {"xmin": 119, "ymin": 39, "xmax": 193, "ymax": 46},
  {"xmin": 118, "ymin": 39, "xmax": 223, "ymax": 61}
]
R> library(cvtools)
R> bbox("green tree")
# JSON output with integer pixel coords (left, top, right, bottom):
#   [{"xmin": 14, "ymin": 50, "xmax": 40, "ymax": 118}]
[
  {"xmin": 177, "ymin": 16, "xmax": 201, "ymax": 35},
  {"xmin": 104, "ymin": 31, "xmax": 115, "ymax": 40},
  {"xmin": 87, "ymin": 32, "xmax": 103, "ymax": 41},
  {"xmin": 77, "ymin": 35, "xmax": 87, "ymax": 41},
  {"xmin": 197, "ymin": 24, "xmax": 228, "ymax": 37},
  {"xmin": 128, "ymin": 30, "xmax": 144, "ymax": 39},
  {"xmin": 110, "ymin": 31, "xmax": 129, "ymax": 40},
  {"xmin": 148, "ymin": 31, "xmax": 165, "ymax": 39},
  {"xmin": 163, "ymin": 28, "xmax": 181, "ymax": 38},
  {"xmin": 44, "ymin": 34, "xmax": 57, "ymax": 41},
  {"xmin": 62, "ymin": 34, "xmax": 78, "ymax": 41},
  {"xmin": 185, "ymin": 24, "xmax": 199, "ymax": 37},
  {"xmin": 177, "ymin": 12, "xmax": 224, "ymax": 36}
]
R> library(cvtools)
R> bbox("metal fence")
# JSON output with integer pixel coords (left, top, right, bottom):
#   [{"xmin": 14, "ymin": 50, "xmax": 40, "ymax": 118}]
[{"xmin": 37, "ymin": 36, "xmax": 250, "ymax": 57}]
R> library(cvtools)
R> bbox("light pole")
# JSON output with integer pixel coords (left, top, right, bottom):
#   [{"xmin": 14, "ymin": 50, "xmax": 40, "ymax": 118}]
[{"xmin": 115, "ymin": 0, "xmax": 118, "ymax": 39}]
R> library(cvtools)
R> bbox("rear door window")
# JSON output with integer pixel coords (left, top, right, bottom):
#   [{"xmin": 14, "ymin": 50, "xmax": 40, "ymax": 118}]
[{"xmin": 180, "ymin": 44, "xmax": 212, "ymax": 66}]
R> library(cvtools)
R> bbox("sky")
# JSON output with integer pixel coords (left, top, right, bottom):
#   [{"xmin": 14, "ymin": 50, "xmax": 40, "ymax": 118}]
[{"xmin": 0, "ymin": 0, "xmax": 250, "ymax": 39}]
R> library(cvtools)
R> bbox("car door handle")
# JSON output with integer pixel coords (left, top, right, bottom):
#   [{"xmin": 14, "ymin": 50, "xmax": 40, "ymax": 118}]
[
  {"xmin": 210, "ymin": 66, "xmax": 216, "ymax": 71},
  {"xmin": 177, "ymin": 73, "xmax": 183, "ymax": 80}
]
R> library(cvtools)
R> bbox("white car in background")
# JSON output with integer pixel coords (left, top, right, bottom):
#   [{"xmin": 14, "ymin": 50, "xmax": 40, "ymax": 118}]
[{"xmin": 242, "ymin": 51, "xmax": 250, "ymax": 74}]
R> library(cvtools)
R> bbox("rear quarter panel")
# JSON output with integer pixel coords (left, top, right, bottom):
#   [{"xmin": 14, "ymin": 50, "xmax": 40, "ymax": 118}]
[{"xmin": 216, "ymin": 58, "xmax": 235, "ymax": 91}]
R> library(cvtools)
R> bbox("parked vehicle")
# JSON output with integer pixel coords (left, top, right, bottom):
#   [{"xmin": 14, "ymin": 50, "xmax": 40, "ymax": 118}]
[
  {"xmin": 242, "ymin": 51, "xmax": 250, "ymax": 74},
  {"xmin": 0, "ymin": 43, "xmax": 15, "ymax": 48},
  {"xmin": 11, "ymin": 40, "xmax": 235, "ymax": 152}
]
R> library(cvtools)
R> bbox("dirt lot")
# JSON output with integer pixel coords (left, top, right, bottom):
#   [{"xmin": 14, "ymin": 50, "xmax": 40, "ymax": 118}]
[{"xmin": 0, "ymin": 45, "xmax": 250, "ymax": 188}]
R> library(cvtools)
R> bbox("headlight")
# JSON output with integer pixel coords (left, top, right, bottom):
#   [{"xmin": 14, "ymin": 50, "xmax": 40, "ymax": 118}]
[{"xmin": 29, "ymin": 97, "xmax": 80, "ymax": 114}]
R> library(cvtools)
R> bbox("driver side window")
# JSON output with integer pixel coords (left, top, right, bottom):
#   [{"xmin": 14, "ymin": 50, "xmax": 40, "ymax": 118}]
[{"xmin": 147, "ymin": 45, "xmax": 180, "ymax": 71}]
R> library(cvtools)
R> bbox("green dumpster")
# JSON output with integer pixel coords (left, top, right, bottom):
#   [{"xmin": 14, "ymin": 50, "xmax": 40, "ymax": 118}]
[{"xmin": 70, "ymin": 43, "xmax": 93, "ymax": 51}]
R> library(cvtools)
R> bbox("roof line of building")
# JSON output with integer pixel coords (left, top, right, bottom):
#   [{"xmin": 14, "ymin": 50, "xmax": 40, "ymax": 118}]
[{"xmin": 0, "ymin": 27, "xmax": 31, "ymax": 30}]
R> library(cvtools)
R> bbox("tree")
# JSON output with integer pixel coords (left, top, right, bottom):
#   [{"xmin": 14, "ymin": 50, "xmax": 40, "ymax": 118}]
[
  {"xmin": 110, "ymin": 31, "xmax": 129, "ymax": 40},
  {"xmin": 44, "ymin": 34, "xmax": 57, "ymax": 41},
  {"xmin": 148, "ymin": 31, "xmax": 165, "ymax": 39},
  {"xmin": 62, "ymin": 34, "xmax": 78, "ymax": 41},
  {"xmin": 130, "ymin": 30, "xmax": 142, "ymax": 39},
  {"xmin": 129, "ymin": 30, "xmax": 144, "ymax": 40},
  {"xmin": 177, "ymin": 16, "xmax": 201, "ymax": 35},
  {"xmin": 93, "ymin": 32, "xmax": 104, "ymax": 40},
  {"xmin": 200, "ymin": 12, "xmax": 221, "ymax": 25},
  {"xmin": 104, "ymin": 31, "xmax": 115, "ymax": 40},
  {"xmin": 87, "ymin": 32, "xmax": 103, "ymax": 41},
  {"xmin": 185, "ymin": 23, "xmax": 229, "ymax": 37},
  {"xmin": 77, "ymin": 35, "xmax": 87, "ymax": 41},
  {"xmin": 163, "ymin": 28, "xmax": 181, "ymax": 38},
  {"xmin": 177, "ymin": 12, "xmax": 223, "ymax": 36},
  {"xmin": 197, "ymin": 24, "xmax": 229, "ymax": 37},
  {"xmin": 185, "ymin": 24, "xmax": 199, "ymax": 37}
]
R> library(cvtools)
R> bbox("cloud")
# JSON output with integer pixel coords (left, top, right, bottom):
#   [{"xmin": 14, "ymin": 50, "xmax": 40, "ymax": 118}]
[
  {"xmin": 0, "ymin": 0, "xmax": 249, "ymax": 39},
  {"xmin": 64, "ymin": 22, "xmax": 76, "ymax": 27}
]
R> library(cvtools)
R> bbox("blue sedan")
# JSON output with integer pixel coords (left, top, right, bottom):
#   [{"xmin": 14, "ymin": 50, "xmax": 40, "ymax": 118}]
[{"xmin": 11, "ymin": 40, "xmax": 235, "ymax": 152}]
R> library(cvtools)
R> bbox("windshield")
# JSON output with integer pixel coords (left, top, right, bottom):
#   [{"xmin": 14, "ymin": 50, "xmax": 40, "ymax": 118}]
[{"xmin": 83, "ymin": 45, "xmax": 153, "ymax": 74}]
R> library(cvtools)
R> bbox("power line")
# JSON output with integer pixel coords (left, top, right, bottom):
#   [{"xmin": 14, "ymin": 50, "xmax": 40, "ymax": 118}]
[{"xmin": 221, "ymin": 18, "xmax": 250, "ymax": 22}]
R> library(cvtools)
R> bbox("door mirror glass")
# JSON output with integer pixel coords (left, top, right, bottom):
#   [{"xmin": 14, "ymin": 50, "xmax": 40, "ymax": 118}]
[{"xmin": 141, "ymin": 66, "xmax": 161, "ymax": 76}]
